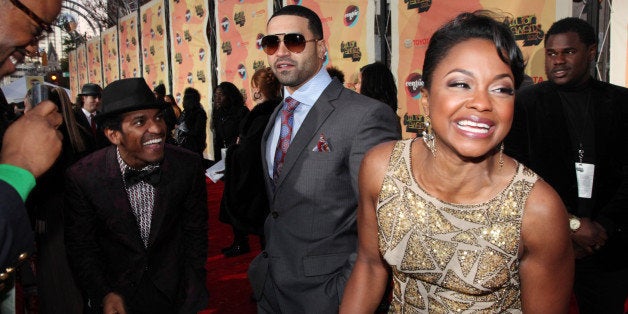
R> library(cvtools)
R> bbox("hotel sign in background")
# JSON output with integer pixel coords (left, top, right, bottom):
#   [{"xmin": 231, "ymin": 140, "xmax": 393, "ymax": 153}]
[{"xmin": 392, "ymin": 0, "xmax": 570, "ymax": 138}]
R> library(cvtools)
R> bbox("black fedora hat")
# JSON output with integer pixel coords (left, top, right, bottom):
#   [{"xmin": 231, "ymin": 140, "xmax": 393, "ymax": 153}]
[
  {"xmin": 97, "ymin": 78, "xmax": 165, "ymax": 122},
  {"xmin": 78, "ymin": 83, "xmax": 102, "ymax": 96}
]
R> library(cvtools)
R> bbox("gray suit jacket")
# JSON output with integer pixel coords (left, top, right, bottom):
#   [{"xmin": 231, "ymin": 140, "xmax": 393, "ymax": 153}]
[{"xmin": 248, "ymin": 79, "xmax": 400, "ymax": 313}]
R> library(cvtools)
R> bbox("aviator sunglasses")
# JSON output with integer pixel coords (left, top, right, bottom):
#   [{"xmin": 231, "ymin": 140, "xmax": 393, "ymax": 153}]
[{"xmin": 261, "ymin": 33, "xmax": 320, "ymax": 55}]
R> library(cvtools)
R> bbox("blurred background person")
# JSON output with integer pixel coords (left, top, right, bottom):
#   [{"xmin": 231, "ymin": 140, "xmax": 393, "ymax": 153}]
[
  {"xmin": 210, "ymin": 82, "xmax": 248, "ymax": 162},
  {"xmin": 74, "ymin": 83, "xmax": 108, "ymax": 154},
  {"xmin": 164, "ymin": 94, "xmax": 181, "ymax": 120},
  {"xmin": 219, "ymin": 67, "xmax": 281, "ymax": 257},
  {"xmin": 341, "ymin": 11, "xmax": 573, "ymax": 313},
  {"xmin": 356, "ymin": 62, "xmax": 398, "ymax": 113},
  {"xmin": 174, "ymin": 87, "xmax": 207, "ymax": 157},
  {"xmin": 26, "ymin": 86, "xmax": 85, "ymax": 313},
  {"xmin": 326, "ymin": 66, "xmax": 345, "ymax": 84}
]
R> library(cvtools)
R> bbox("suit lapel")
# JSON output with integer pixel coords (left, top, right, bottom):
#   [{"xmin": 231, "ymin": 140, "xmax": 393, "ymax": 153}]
[
  {"xmin": 147, "ymin": 150, "xmax": 171, "ymax": 247},
  {"xmin": 273, "ymin": 80, "xmax": 343, "ymax": 192}
]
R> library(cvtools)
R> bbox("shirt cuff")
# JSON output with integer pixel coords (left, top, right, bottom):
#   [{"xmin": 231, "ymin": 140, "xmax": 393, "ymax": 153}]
[{"xmin": 0, "ymin": 164, "xmax": 36, "ymax": 201}]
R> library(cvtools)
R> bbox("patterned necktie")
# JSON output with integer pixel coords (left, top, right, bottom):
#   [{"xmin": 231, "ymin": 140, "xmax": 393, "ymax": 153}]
[
  {"xmin": 90, "ymin": 113, "xmax": 97, "ymax": 135},
  {"xmin": 273, "ymin": 97, "xmax": 300, "ymax": 182}
]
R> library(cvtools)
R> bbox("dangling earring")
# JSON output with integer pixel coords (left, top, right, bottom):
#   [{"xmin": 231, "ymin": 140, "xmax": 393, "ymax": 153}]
[
  {"xmin": 422, "ymin": 116, "xmax": 436, "ymax": 158},
  {"xmin": 253, "ymin": 91, "xmax": 262, "ymax": 101},
  {"xmin": 498, "ymin": 142, "xmax": 504, "ymax": 169}
]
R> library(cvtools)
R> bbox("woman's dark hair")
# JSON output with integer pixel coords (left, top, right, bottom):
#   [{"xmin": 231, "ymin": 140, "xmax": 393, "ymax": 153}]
[
  {"xmin": 422, "ymin": 11, "xmax": 525, "ymax": 89},
  {"xmin": 251, "ymin": 67, "xmax": 281, "ymax": 101},
  {"xmin": 183, "ymin": 87, "xmax": 201, "ymax": 111},
  {"xmin": 215, "ymin": 81, "xmax": 245, "ymax": 109},
  {"xmin": 545, "ymin": 17, "xmax": 596, "ymax": 47},
  {"xmin": 270, "ymin": 5, "xmax": 323, "ymax": 40},
  {"xmin": 359, "ymin": 62, "xmax": 398, "ymax": 112}
]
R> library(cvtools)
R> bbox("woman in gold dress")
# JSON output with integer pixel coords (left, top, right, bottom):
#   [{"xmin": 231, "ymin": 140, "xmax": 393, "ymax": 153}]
[{"xmin": 340, "ymin": 12, "xmax": 574, "ymax": 313}]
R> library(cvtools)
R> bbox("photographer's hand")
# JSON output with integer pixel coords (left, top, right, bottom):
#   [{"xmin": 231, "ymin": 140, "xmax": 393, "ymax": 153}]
[{"xmin": 1, "ymin": 101, "xmax": 63, "ymax": 177}]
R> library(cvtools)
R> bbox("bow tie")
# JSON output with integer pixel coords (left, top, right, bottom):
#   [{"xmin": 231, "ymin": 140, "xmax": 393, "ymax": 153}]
[{"xmin": 124, "ymin": 167, "xmax": 161, "ymax": 186}]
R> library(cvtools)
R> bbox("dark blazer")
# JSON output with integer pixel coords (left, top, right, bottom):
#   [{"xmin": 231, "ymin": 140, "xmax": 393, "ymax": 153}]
[
  {"xmin": 248, "ymin": 79, "xmax": 401, "ymax": 313},
  {"xmin": 219, "ymin": 98, "xmax": 280, "ymax": 235},
  {"xmin": 0, "ymin": 181, "xmax": 35, "ymax": 281},
  {"xmin": 505, "ymin": 79, "xmax": 628, "ymax": 269},
  {"xmin": 64, "ymin": 145, "xmax": 208, "ymax": 312},
  {"xmin": 212, "ymin": 105, "xmax": 249, "ymax": 161},
  {"xmin": 179, "ymin": 105, "xmax": 208, "ymax": 156},
  {"xmin": 73, "ymin": 107, "xmax": 109, "ymax": 155}
]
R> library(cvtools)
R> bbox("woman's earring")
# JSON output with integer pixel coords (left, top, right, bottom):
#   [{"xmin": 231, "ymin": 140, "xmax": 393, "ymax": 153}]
[
  {"xmin": 498, "ymin": 142, "xmax": 504, "ymax": 169},
  {"xmin": 422, "ymin": 116, "xmax": 436, "ymax": 158},
  {"xmin": 253, "ymin": 91, "xmax": 261, "ymax": 101}
]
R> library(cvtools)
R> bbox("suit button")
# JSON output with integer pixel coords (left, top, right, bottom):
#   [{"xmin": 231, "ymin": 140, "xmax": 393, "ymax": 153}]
[
  {"xmin": 271, "ymin": 211, "xmax": 279, "ymax": 219},
  {"xmin": 262, "ymin": 251, "xmax": 268, "ymax": 258},
  {"xmin": 18, "ymin": 253, "xmax": 28, "ymax": 261}
]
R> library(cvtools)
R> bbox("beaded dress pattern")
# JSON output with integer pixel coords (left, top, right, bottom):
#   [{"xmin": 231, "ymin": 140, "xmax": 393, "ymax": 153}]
[{"xmin": 376, "ymin": 139, "xmax": 538, "ymax": 313}]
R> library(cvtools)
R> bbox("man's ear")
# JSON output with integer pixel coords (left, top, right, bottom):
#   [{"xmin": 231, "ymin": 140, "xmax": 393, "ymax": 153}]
[
  {"xmin": 317, "ymin": 40, "xmax": 327, "ymax": 60},
  {"xmin": 587, "ymin": 44, "xmax": 598, "ymax": 63},
  {"xmin": 104, "ymin": 128, "xmax": 121, "ymax": 145}
]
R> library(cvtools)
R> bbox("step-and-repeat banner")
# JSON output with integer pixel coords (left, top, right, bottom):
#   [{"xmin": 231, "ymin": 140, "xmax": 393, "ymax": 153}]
[
  {"xmin": 610, "ymin": 0, "xmax": 628, "ymax": 87},
  {"xmin": 118, "ymin": 12, "xmax": 141, "ymax": 80},
  {"xmin": 68, "ymin": 50, "xmax": 78, "ymax": 100},
  {"xmin": 87, "ymin": 38, "xmax": 104, "ymax": 87},
  {"xmin": 140, "ymin": 0, "xmax": 170, "ymax": 90},
  {"xmin": 101, "ymin": 26, "xmax": 120, "ymax": 86},
  {"xmin": 392, "ymin": 0, "xmax": 571, "ymax": 138}
]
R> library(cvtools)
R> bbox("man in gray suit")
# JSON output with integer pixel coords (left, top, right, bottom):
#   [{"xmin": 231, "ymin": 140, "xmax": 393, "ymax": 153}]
[{"xmin": 247, "ymin": 5, "xmax": 401, "ymax": 313}]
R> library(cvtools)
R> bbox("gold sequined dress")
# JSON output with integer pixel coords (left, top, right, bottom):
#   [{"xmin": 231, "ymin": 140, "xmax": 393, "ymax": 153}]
[{"xmin": 377, "ymin": 139, "xmax": 538, "ymax": 313}]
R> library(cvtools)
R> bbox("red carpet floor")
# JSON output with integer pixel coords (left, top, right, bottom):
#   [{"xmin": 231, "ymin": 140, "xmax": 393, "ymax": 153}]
[
  {"xmin": 197, "ymin": 180, "xmax": 624, "ymax": 314},
  {"xmin": 200, "ymin": 180, "xmax": 261, "ymax": 314}
]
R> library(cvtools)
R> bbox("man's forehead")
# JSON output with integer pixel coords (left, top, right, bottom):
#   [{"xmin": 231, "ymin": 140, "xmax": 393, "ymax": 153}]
[
  {"xmin": 267, "ymin": 15, "xmax": 310, "ymax": 33},
  {"xmin": 122, "ymin": 108, "xmax": 160, "ymax": 119}
]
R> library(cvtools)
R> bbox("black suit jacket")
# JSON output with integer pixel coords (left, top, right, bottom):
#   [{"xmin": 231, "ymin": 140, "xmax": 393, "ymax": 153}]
[
  {"xmin": 0, "ymin": 180, "xmax": 34, "ymax": 278},
  {"xmin": 64, "ymin": 145, "xmax": 208, "ymax": 312},
  {"xmin": 73, "ymin": 107, "xmax": 109, "ymax": 155},
  {"xmin": 505, "ymin": 79, "xmax": 628, "ymax": 269}
]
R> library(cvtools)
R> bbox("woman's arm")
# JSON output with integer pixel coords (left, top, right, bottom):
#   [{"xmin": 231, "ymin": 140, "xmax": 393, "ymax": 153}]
[
  {"xmin": 519, "ymin": 179, "xmax": 574, "ymax": 313},
  {"xmin": 340, "ymin": 141, "xmax": 396, "ymax": 313}
]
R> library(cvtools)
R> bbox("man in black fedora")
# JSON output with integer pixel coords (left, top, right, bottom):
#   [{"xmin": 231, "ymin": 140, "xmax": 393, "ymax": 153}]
[
  {"xmin": 64, "ymin": 78, "xmax": 209, "ymax": 314},
  {"xmin": 75, "ymin": 83, "xmax": 108, "ymax": 154}
]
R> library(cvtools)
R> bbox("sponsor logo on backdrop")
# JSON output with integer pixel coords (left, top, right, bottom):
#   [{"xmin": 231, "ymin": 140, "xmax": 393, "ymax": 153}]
[
  {"xmin": 341, "ymin": 41, "xmax": 362, "ymax": 62},
  {"xmin": 344, "ymin": 6, "xmax": 359, "ymax": 27},
  {"xmin": 253, "ymin": 60, "xmax": 265, "ymax": 72},
  {"xmin": 221, "ymin": 41, "xmax": 232, "ymax": 55},
  {"xmin": 406, "ymin": 0, "xmax": 432, "ymax": 13},
  {"xmin": 404, "ymin": 114, "xmax": 425, "ymax": 134},
  {"xmin": 506, "ymin": 15, "xmax": 544, "ymax": 46},
  {"xmin": 405, "ymin": 72, "xmax": 423, "ymax": 99},
  {"xmin": 234, "ymin": 11, "xmax": 246, "ymax": 27},
  {"xmin": 256, "ymin": 33, "xmax": 264, "ymax": 50},
  {"xmin": 221, "ymin": 17, "xmax": 230, "ymax": 32},
  {"xmin": 238, "ymin": 64, "xmax": 247, "ymax": 79}
]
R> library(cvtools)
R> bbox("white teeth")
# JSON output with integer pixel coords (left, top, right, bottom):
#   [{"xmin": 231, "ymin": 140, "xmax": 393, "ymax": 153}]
[
  {"xmin": 457, "ymin": 120, "xmax": 490, "ymax": 134},
  {"xmin": 9, "ymin": 56, "xmax": 17, "ymax": 65},
  {"xmin": 143, "ymin": 138, "xmax": 162, "ymax": 145}
]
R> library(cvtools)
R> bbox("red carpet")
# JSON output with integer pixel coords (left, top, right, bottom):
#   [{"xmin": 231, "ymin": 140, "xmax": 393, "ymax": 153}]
[
  {"xmin": 198, "ymin": 180, "xmax": 624, "ymax": 314},
  {"xmin": 200, "ymin": 180, "xmax": 261, "ymax": 314}
]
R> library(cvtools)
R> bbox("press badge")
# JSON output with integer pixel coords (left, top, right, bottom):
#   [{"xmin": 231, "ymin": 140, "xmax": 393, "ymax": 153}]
[{"xmin": 575, "ymin": 163, "xmax": 594, "ymax": 198}]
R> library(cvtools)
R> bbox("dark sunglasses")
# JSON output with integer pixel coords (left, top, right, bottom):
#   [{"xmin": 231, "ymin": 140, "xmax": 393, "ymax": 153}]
[
  {"xmin": 261, "ymin": 33, "xmax": 319, "ymax": 55},
  {"xmin": 10, "ymin": 0, "xmax": 53, "ymax": 42}
]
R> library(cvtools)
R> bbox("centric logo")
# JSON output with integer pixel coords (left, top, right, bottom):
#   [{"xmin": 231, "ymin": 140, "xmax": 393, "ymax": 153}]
[
  {"xmin": 344, "ymin": 6, "xmax": 359, "ymax": 27},
  {"xmin": 237, "ymin": 64, "xmax": 247, "ymax": 79},
  {"xmin": 256, "ymin": 33, "xmax": 264, "ymax": 50},
  {"xmin": 221, "ymin": 17, "xmax": 230, "ymax": 32},
  {"xmin": 405, "ymin": 73, "xmax": 424, "ymax": 99}
]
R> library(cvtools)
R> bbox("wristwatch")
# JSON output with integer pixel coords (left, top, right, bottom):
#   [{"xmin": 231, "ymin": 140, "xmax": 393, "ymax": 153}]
[{"xmin": 569, "ymin": 215, "xmax": 581, "ymax": 233}]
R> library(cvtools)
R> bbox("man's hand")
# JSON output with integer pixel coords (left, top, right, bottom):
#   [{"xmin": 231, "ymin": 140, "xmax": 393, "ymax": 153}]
[
  {"xmin": 0, "ymin": 101, "xmax": 63, "ymax": 177},
  {"xmin": 103, "ymin": 292, "xmax": 127, "ymax": 314},
  {"xmin": 571, "ymin": 217, "xmax": 608, "ymax": 258}
]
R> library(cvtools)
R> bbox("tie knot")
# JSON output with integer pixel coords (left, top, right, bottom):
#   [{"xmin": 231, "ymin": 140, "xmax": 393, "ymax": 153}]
[
  {"xmin": 284, "ymin": 97, "xmax": 299, "ymax": 112},
  {"xmin": 125, "ymin": 167, "xmax": 161, "ymax": 186}
]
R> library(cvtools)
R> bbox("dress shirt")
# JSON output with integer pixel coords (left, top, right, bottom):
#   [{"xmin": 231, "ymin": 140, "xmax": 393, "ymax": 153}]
[
  {"xmin": 266, "ymin": 66, "xmax": 332, "ymax": 177},
  {"xmin": 82, "ymin": 107, "xmax": 95, "ymax": 126}
]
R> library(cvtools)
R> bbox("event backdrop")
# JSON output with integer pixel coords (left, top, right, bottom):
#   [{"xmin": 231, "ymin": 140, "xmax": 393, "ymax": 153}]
[
  {"xmin": 285, "ymin": 0, "xmax": 376, "ymax": 90},
  {"xmin": 140, "ymin": 0, "xmax": 170, "ymax": 89},
  {"xmin": 216, "ymin": 0, "xmax": 273, "ymax": 108},
  {"xmin": 118, "ymin": 12, "xmax": 141, "ymax": 79},
  {"xmin": 68, "ymin": 50, "xmax": 78, "ymax": 100},
  {"xmin": 392, "ymin": 0, "xmax": 570, "ymax": 138},
  {"xmin": 101, "ymin": 26, "xmax": 120, "ymax": 85},
  {"xmin": 76, "ymin": 44, "xmax": 88, "ymax": 91},
  {"xmin": 86, "ymin": 38, "xmax": 104, "ymax": 87},
  {"xmin": 610, "ymin": 0, "xmax": 628, "ymax": 87},
  {"xmin": 169, "ymin": 0, "xmax": 212, "ymax": 158},
  {"xmin": 169, "ymin": 0, "xmax": 211, "ymax": 106}
]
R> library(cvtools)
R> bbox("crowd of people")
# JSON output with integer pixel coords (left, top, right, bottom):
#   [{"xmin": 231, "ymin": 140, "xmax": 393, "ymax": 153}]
[{"xmin": 0, "ymin": 1, "xmax": 626, "ymax": 313}]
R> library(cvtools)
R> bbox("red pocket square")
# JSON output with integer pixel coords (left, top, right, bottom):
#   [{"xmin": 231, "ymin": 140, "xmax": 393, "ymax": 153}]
[{"xmin": 313, "ymin": 133, "xmax": 331, "ymax": 152}]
